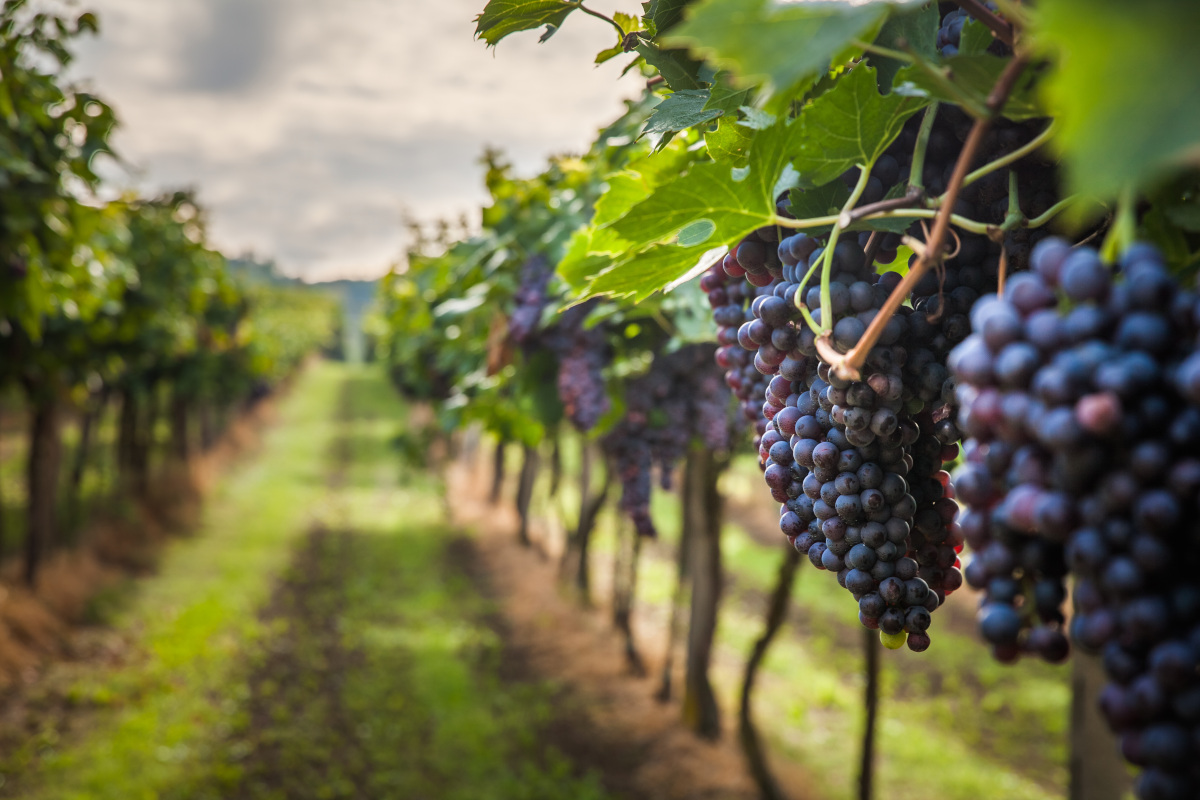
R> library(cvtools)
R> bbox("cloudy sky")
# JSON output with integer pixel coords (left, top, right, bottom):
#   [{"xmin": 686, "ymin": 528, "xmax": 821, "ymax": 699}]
[{"xmin": 70, "ymin": 0, "xmax": 643, "ymax": 281}]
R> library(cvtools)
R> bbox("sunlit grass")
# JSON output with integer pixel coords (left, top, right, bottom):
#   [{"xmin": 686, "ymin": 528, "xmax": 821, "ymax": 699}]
[{"xmin": 4, "ymin": 362, "xmax": 610, "ymax": 800}]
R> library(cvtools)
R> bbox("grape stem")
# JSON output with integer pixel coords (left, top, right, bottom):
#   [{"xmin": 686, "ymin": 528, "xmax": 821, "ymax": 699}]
[
  {"xmin": 572, "ymin": 2, "xmax": 628, "ymax": 41},
  {"xmin": 999, "ymin": 169, "xmax": 1022, "ymax": 238},
  {"xmin": 908, "ymin": 102, "xmax": 939, "ymax": 195},
  {"xmin": 1025, "ymin": 196, "xmax": 1077, "ymax": 229},
  {"xmin": 852, "ymin": 41, "xmax": 914, "ymax": 63},
  {"xmin": 844, "ymin": 118, "xmax": 1054, "ymax": 229},
  {"xmin": 817, "ymin": 166, "xmax": 875, "ymax": 333},
  {"xmin": 1099, "ymin": 185, "xmax": 1138, "ymax": 264},
  {"xmin": 829, "ymin": 54, "xmax": 1030, "ymax": 381},
  {"xmin": 948, "ymin": 121, "xmax": 1055, "ymax": 196},
  {"xmin": 951, "ymin": 0, "xmax": 1016, "ymax": 47},
  {"xmin": 862, "ymin": 230, "xmax": 884, "ymax": 267},
  {"xmin": 773, "ymin": 207, "xmax": 994, "ymax": 235},
  {"xmin": 844, "ymin": 191, "xmax": 925, "ymax": 226}
]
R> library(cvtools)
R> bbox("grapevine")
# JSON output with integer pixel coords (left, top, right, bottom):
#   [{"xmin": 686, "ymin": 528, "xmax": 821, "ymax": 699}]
[{"xmin": 377, "ymin": 0, "xmax": 1200, "ymax": 796}]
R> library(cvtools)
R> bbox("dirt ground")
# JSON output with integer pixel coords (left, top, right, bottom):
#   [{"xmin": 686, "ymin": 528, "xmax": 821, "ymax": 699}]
[{"xmin": 446, "ymin": 455, "xmax": 818, "ymax": 800}]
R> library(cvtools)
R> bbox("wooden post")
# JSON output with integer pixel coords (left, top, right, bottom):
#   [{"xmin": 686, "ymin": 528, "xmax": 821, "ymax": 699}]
[
  {"xmin": 611, "ymin": 518, "xmax": 646, "ymax": 675},
  {"xmin": 562, "ymin": 442, "xmax": 609, "ymax": 604},
  {"xmin": 656, "ymin": 496, "xmax": 694, "ymax": 703},
  {"xmin": 1070, "ymin": 651, "xmax": 1130, "ymax": 800},
  {"xmin": 490, "ymin": 438, "xmax": 507, "ymax": 504},
  {"xmin": 739, "ymin": 545, "xmax": 802, "ymax": 800},
  {"xmin": 515, "ymin": 443, "xmax": 539, "ymax": 546},
  {"xmin": 859, "ymin": 628, "xmax": 880, "ymax": 800},
  {"xmin": 66, "ymin": 392, "xmax": 103, "ymax": 530},
  {"xmin": 25, "ymin": 396, "xmax": 63, "ymax": 586},
  {"xmin": 682, "ymin": 445, "xmax": 724, "ymax": 740},
  {"xmin": 169, "ymin": 385, "xmax": 190, "ymax": 461}
]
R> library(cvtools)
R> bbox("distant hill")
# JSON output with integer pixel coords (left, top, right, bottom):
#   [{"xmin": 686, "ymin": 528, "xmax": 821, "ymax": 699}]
[{"xmin": 228, "ymin": 257, "xmax": 377, "ymax": 362}]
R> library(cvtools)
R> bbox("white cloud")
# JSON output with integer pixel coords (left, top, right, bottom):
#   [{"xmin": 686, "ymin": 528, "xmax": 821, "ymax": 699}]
[{"xmin": 70, "ymin": 0, "xmax": 643, "ymax": 281}]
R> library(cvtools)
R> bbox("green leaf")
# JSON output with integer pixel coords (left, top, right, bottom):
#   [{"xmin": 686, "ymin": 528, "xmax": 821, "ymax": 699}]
[
  {"xmin": 792, "ymin": 65, "xmax": 928, "ymax": 189},
  {"xmin": 737, "ymin": 106, "xmax": 776, "ymax": 131},
  {"xmin": 614, "ymin": 11, "xmax": 643, "ymax": 34},
  {"xmin": 559, "ymin": 226, "xmax": 626, "ymax": 289},
  {"xmin": 1141, "ymin": 202, "xmax": 1193, "ymax": 272},
  {"xmin": 704, "ymin": 117, "xmax": 753, "ymax": 164},
  {"xmin": 1166, "ymin": 203, "xmax": 1200, "ymax": 234},
  {"xmin": 703, "ymin": 71, "xmax": 752, "ymax": 116},
  {"xmin": 579, "ymin": 117, "xmax": 805, "ymax": 301},
  {"xmin": 585, "ymin": 242, "xmax": 725, "ymax": 302},
  {"xmin": 597, "ymin": 12, "xmax": 644, "ymax": 63},
  {"xmin": 872, "ymin": 1, "xmax": 939, "ymax": 91},
  {"xmin": 848, "ymin": 182, "xmax": 913, "ymax": 233},
  {"xmin": 787, "ymin": 182, "xmax": 850, "ymax": 234},
  {"xmin": 593, "ymin": 140, "xmax": 702, "ymax": 227},
  {"xmin": 642, "ymin": 90, "xmax": 721, "ymax": 137},
  {"xmin": 608, "ymin": 117, "xmax": 798, "ymax": 250},
  {"xmin": 474, "ymin": 0, "xmax": 574, "ymax": 46},
  {"xmin": 635, "ymin": 42, "xmax": 705, "ymax": 91},
  {"xmin": 664, "ymin": 0, "xmax": 894, "ymax": 99},
  {"xmin": 594, "ymin": 43, "xmax": 625, "ymax": 64},
  {"xmin": 645, "ymin": 0, "xmax": 693, "ymax": 33},
  {"xmin": 677, "ymin": 218, "xmax": 716, "ymax": 246},
  {"xmin": 594, "ymin": 173, "xmax": 654, "ymax": 227},
  {"xmin": 1034, "ymin": 0, "xmax": 1200, "ymax": 200},
  {"xmin": 958, "ymin": 18, "xmax": 995, "ymax": 56},
  {"xmin": 893, "ymin": 53, "xmax": 1041, "ymax": 120}
]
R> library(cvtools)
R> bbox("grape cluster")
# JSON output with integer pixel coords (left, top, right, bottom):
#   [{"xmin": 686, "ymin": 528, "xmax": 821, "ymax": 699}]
[
  {"xmin": 709, "ymin": 225, "xmax": 970, "ymax": 651},
  {"xmin": 705, "ymin": 243, "xmax": 771, "ymax": 442},
  {"xmin": 602, "ymin": 344, "xmax": 732, "ymax": 537},
  {"xmin": 950, "ymin": 239, "xmax": 1200, "ymax": 799},
  {"xmin": 508, "ymin": 255, "xmax": 554, "ymax": 344},
  {"xmin": 547, "ymin": 302, "xmax": 611, "ymax": 432}
]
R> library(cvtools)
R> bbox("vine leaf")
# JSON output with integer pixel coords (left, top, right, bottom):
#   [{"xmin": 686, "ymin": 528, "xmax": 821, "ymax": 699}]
[
  {"xmin": 894, "ymin": 54, "xmax": 1042, "ymax": 120},
  {"xmin": 607, "ymin": 118, "xmax": 798, "ymax": 250},
  {"xmin": 585, "ymin": 242, "xmax": 726, "ymax": 301},
  {"xmin": 643, "ymin": 90, "xmax": 721, "ymax": 137},
  {"xmin": 635, "ymin": 42, "xmax": 705, "ymax": 91},
  {"xmin": 958, "ymin": 18, "xmax": 994, "ymax": 55},
  {"xmin": 663, "ymin": 0, "xmax": 899, "ymax": 99},
  {"xmin": 576, "ymin": 118, "xmax": 804, "ymax": 301},
  {"xmin": 704, "ymin": 117, "xmax": 753, "ymax": 165},
  {"xmin": 872, "ymin": 1, "xmax": 939, "ymax": 92},
  {"xmin": 474, "ymin": 0, "xmax": 575, "ymax": 45},
  {"xmin": 703, "ymin": 71, "xmax": 752, "ymax": 116},
  {"xmin": 594, "ymin": 11, "xmax": 643, "ymax": 63},
  {"xmin": 787, "ymin": 182, "xmax": 850, "ymax": 236},
  {"xmin": 559, "ymin": 225, "xmax": 627, "ymax": 288},
  {"xmin": 792, "ymin": 65, "xmax": 928, "ymax": 189},
  {"xmin": 644, "ymin": 0, "xmax": 692, "ymax": 34},
  {"xmin": 593, "ymin": 139, "xmax": 702, "ymax": 227},
  {"xmin": 1035, "ymin": 0, "xmax": 1200, "ymax": 200}
]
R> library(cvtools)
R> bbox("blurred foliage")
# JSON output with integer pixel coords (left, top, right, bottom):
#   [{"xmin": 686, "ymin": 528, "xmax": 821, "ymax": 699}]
[
  {"xmin": 370, "ymin": 94, "xmax": 719, "ymax": 447},
  {"xmin": 468, "ymin": 0, "xmax": 1200, "ymax": 293}
]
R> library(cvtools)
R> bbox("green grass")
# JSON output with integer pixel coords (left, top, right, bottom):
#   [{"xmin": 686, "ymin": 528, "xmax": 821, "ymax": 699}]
[
  {"xmin": 3, "ymin": 362, "xmax": 342, "ymax": 799},
  {"xmin": 3, "ymin": 362, "xmax": 610, "ymax": 800}
]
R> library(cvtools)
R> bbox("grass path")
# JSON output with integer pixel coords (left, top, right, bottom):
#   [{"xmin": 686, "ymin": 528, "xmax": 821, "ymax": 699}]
[{"xmin": 2, "ymin": 362, "xmax": 610, "ymax": 800}]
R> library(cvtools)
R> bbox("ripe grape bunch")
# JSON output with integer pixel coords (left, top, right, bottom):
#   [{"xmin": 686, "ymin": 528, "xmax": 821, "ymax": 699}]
[
  {"xmin": 546, "ymin": 301, "xmax": 611, "ymax": 433},
  {"xmin": 508, "ymin": 255, "xmax": 554, "ymax": 344},
  {"xmin": 951, "ymin": 238, "xmax": 1200, "ymax": 800},
  {"xmin": 603, "ymin": 344, "xmax": 732, "ymax": 537},
  {"xmin": 708, "ymin": 226, "xmax": 971, "ymax": 652}
]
